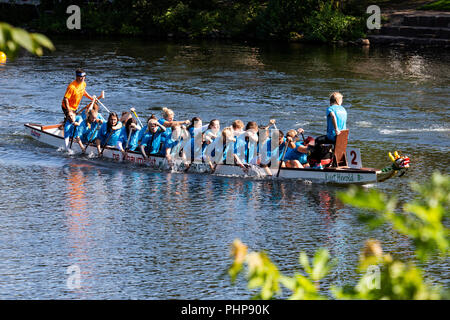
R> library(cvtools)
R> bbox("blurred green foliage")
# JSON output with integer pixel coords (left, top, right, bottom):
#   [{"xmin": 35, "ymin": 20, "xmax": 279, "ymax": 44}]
[
  {"xmin": 419, "ymin": 0, "xmax": 450, "ymax": 11},
  {"xmin": 0, "ymin": 22, "xmax": 54, "ymax": 59},
  {"xmin": 228, "ymin": 172, "xmax": 449, "ymax": 299}
]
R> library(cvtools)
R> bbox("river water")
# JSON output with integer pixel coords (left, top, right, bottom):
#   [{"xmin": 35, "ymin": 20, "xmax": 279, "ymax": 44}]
[{"xmin": 0, "ymin": 39, "xmax": 448, "ymax": 299}]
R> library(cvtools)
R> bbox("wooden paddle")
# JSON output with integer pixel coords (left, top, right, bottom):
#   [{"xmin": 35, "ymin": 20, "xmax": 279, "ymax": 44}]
[
  {"xmin": 95, "ymin": 96, "xmax": 111, "ymax": 114},
  {"xmin": 130, "ymin": 108, "xmax": 144, "ymax": 128},
  {"xmin": 75, "ymin": 104, "xmax": 89, "ymax": 116}
]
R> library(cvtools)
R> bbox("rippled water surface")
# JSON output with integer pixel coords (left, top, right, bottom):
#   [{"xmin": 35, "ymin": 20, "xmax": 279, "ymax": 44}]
[{"xmin": 0, "ymin": 39, "xmax": 449, "ymax": 299}]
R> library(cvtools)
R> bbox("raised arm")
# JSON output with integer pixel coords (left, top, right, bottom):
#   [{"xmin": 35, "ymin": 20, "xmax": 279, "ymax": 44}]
[{"xmin": 162, "ymin": 119, "xmax": 190, "ymax": 128}]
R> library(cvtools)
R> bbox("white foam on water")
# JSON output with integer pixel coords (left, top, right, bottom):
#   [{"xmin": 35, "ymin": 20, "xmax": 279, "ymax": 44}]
[
  {"xmin": 380, "ymin": 127, "xmax": 450, "ymax": 135},
  {"xmin": 356, "ymin": 121, "xmax": 372, "ymax": 128},
  {"xmin": 293, "ymin": 121, "xmax": 310, "ymax": 127},
  {"xmin": 247, "ymin": 164, "xmax": 268, "ymax": 178}
]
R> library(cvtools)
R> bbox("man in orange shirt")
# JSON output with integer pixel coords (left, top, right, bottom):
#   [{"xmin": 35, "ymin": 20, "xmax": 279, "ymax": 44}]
[{"xmin": 62, "ymin": 68, "xmax": 104, "ymax": 119}]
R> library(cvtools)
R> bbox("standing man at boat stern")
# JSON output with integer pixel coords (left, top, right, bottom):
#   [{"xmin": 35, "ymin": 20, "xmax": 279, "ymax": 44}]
[
  {"xmin": 61, "ymin": 68, "xmax": 104, "ymax": 120},
  {"xmin": 315, "ymin": 92, "xmax": 347, "ymax": 146}
]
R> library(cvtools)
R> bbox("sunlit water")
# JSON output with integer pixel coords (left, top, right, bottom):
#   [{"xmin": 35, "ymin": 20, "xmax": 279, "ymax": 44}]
[{"xmin": 0, "ymin": 39, "xmax": 448, "ymax": 299}]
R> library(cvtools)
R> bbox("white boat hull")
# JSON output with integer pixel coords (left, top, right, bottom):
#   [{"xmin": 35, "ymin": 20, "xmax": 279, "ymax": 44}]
[{"xmin": 25, "ymin": 123, "xmax": 405, "ymax": 185}]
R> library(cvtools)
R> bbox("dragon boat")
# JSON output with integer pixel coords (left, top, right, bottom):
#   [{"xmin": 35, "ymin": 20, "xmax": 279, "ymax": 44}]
[{"xmin": 24, "ymin": 123, "xmax": 410, "ymax": 185}]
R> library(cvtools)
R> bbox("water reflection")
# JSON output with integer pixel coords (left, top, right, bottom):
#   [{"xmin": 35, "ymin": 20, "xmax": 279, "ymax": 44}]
[
  {"xmin": 1, "ymin": 39, "xmax": 448, "ymax": 298},
  {"xmin": 63, "ymin": 164, "xmax": 95, "ymax": 298}
]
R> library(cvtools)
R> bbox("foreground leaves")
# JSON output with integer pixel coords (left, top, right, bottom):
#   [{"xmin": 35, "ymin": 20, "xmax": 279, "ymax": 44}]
[
  {"xmin": 338, "ymin": 171, "xmax": 449, "ymax": 262},
  {"xmin": 0, "ymin": 22, "xmax": 55, "ymax": 59},
  {"xmin": 228, "ymin": 172, "xmax": 449, "ymax": 300}
]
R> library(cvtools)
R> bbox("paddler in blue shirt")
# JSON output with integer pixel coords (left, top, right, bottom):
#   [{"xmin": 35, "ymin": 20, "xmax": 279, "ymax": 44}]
[
  {"xmin": 139, "ymin": 118, "xmax": 168, "ymax": 159},
  {"xmin": 118, "ymin": 117, "xmax": 141, "ymax": 158},
  {"xmin": 95, "ymin": 112, "xmax": 123, "ymax": 156},
  {"xmin": 75, "ymin": 109, "xmax": 103, "ymax": 153},
  {"xmin": 64, "ymin": 110, "xmax": 83, "ymax": 150},
  {"xmin": 81, "ymin": 102, "xmax": 106, "ymax": 123},
  {"xmin": 243, "ymin": 121, "xmax": 259, "ymax": 165},
  {"xmin": 186, "ymin": 117, "xmax": 208, "ymax": 163},
  {"xmin": 157, "ymin": 107, "xmax": 190, "ymax": 137},
  {"xmin": 315, "ymin": 92, "xmax": 347, "ymax": 146},
  {"xmin": 259, "ymin": 129, "xmax": 286, "ymax": 174},
  {"xmin": 284, "ymin": 129, "xmax": 312, "ymax": 168},
  {"xmin": 164, "ymin": 123, "xmax": 190, "ymax": 166}
]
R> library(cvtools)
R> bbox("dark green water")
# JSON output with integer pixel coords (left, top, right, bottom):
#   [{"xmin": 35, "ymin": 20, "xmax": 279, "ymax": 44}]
[{"xmin": 0, "ymin": 39, "xmax": 448, "ymax": 299}]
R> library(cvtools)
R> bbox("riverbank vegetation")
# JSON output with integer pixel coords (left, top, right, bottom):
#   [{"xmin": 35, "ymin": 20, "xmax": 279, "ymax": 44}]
[
  {"xmin": 420, "ymin": 0, "xmax": 450, "ymax": 11},
  {"xmin": 228, "ymin": 172, "xmax": 449, "ymax": 299},
  {"xmin": 0, "ymin": 0, "xmax": 376, "ymax": 43}
]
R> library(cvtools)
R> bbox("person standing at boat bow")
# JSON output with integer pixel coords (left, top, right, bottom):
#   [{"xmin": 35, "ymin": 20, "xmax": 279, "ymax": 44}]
[
  {"xmin": 315, "ymin": 92, "xmax": 347, "ymax": 146},
  {"xmin": 61, "ymin": 69, "xmax": 104, "ymax": 120}
]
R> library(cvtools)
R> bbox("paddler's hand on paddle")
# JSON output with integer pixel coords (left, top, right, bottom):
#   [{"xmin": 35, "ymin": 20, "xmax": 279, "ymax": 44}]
[
  {"xmin": 336, "ymin": 129, "xmax": 341, "ymax": 136},
  {"xmin": 184, "ymin": 120, "xmax": 190, "ymax": 126},
  {"xmin": 269, "ymin": 119, "xmax": 276, "ymax": 126},
  {"xmin": 296, "ymin": 128, "xmax": 304, "ymax": 135}
]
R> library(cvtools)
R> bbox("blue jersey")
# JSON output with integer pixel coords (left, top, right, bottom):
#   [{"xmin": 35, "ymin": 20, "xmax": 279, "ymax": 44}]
[
  {"xmin": 284, "ymin": 141, "xmax": 308, "ymax": 164},
  {"xmin": 64, "ymin": 115, "xmax": 83, "ymax": 139},
  {"xmin": 137, "ymin": 125, "xmax": 148, "ymax": 144},
  {"xmin": 164, "ymin": 137, "xmax": 180, "ymax": 151},
  {"xmin": 223, "ymin": 137, "xmax": 246, "ymax": 164},
  {"xmin": 245, "ymin": 137, "xmax": 258, "ymax": 164},
  {"xmin": 261, "ymin": 138, "xmax": 286, "ymax": 164},
  {"xmin": 118, "ymin": 126, "xmax": 140, "ymax": 151},
  {"xmin": 97, "ymin": 122, "xmax": 122, "ymax": 147},
  {"xmin": 187, "ymin": 127, "xmax": 205, "ymax": 161},
  {"xmin": 163, "ymin": 137, "xmax": 185, "ymax": 157},
  {"xmin": 326, "ymin": 104, "xmax": 347, "ymax": 141},
  {"xmin": 76, "ymin": 120, "xmax": 100, "ymax": 143},
  {"xmin": 140, "ymin": 129, "xmax": 167, "ymax": 155}
]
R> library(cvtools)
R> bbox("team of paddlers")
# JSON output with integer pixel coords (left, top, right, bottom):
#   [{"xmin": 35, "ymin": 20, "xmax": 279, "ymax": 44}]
[{"xmin": 61, "ymin": 69, "xmax": 348, "ymax": 172}]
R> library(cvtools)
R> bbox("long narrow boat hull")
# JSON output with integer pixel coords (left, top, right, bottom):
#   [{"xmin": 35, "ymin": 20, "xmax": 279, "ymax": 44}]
[{"xmin": 24, "ymin": 123, "xmax": 407, "ymax": 185}]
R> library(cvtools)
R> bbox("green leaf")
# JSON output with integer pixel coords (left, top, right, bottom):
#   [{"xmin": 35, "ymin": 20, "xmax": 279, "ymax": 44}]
[
  {"xmin": 0, "ymin": 24, "xmax": 5, "ymax": 48},
  {"xmin": 248, "ymin": 277, "xmax": 264, "ymax": 289},
  {"xmin": 338, "ymin": 186, "xmax": 395, "ymax": 213},
  {"xmin": 11, "ymin": 28, "xmax": 34, "ymax": 53},
  {"xmin": 31, "ymin": 33, "xmax": 55, "ymax": 51},
  {"xmin": 299, "ymin": 251, "xmax": 312, "ymax": 274},
  {"xmin": 312, "ymin": 248, "xmax": 331, "ymax": 281}
]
